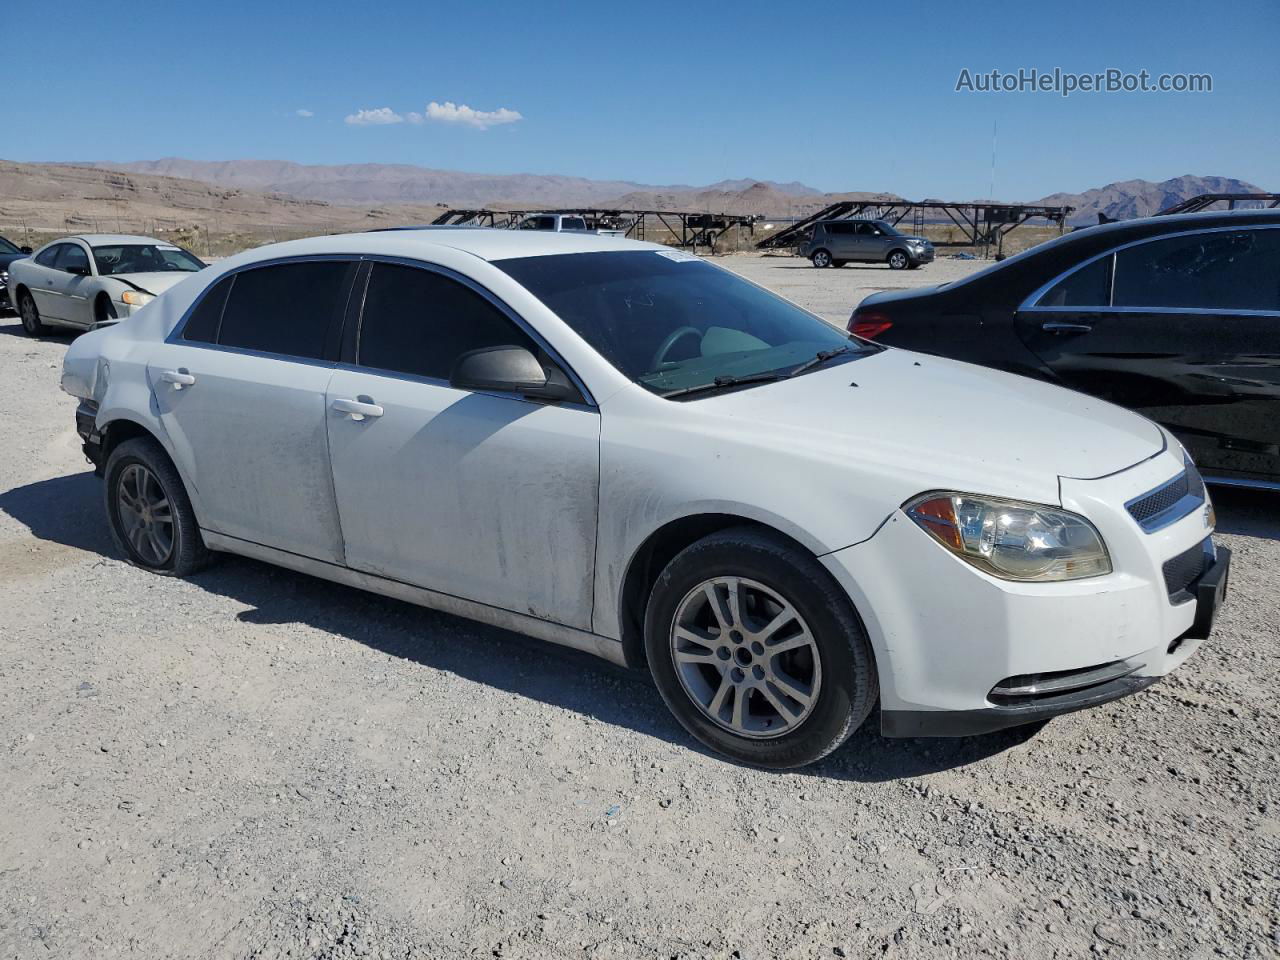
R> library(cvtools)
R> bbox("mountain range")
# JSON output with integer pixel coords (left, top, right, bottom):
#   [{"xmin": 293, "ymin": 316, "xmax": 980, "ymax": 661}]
[
  {"xmin": 73, "ymin": 158, "xmax": 823, "ymax": 209},
  {"xmin": 4, "ymin": 159, "xmax": 1270, "ymax": 242},
  {"xmin": 1039, "ymin": 175, "xmax": 1270, "ymax": 226}
]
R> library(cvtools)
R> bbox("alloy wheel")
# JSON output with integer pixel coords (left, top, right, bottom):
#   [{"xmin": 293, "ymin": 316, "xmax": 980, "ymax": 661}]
[
  {"xmin": 20, "ymin": 295, "xmax": 38, "ymax": 333},
  {"xmin": 116, "ymin": 463, "xmax": 175, "ymax": 566},
  {"xmin": 669, "ymin": 576, "xmax": 822, "ymax": 739}
]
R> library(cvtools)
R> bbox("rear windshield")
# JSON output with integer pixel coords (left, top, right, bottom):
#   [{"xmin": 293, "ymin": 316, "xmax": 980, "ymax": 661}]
[
  {"xmin": 92, "ymin": 244, "xmax": 206, "ymax": 276},
  {"xmin": 496, "ymin": 250, "xmax": 872, "ymax": 396}
]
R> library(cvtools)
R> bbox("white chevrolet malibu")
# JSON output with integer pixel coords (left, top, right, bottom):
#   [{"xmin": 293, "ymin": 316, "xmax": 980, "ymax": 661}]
[{"xmin": 60, "ymin": 230, "xmax": 1229, "ymax": 768}]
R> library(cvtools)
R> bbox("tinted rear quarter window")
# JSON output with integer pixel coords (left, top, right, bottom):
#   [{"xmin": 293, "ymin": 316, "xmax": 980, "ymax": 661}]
[
  {"xmin": 217, "ymin": 261, "xmax": 354, "ymax": 359},
  {"xmin": 34, "ymin": 245, "xmax": 64, "ymax": 267},
  {"xmin": 1112, "ymin": 229, "xmax": 1280, "ymax": 311},
  {"xmin": 358, "ymin": 263, "xmax": 538, "ymax": 381},
  {"xmin": 182, "ymin": 275, "xmax": 234, "ymax": 343},
  {"xmin": 1037, "ymin": 254, "xmax": 1113, "ymax": 307}
]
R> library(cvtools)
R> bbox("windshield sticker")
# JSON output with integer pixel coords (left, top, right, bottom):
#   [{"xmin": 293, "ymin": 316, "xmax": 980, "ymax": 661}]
[{"xmin": 654, "ymin": 249, "xmax": 700, "ymax": 263}]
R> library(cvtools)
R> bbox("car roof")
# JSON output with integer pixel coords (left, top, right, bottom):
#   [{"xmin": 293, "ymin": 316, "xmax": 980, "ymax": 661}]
[
  {"xmin": 222, "ymin": 228, "xmax": 661, "ymax": 265},
  {"xmin": 63, "ymin": 234, "xmax": 166, "ymax": 246}
]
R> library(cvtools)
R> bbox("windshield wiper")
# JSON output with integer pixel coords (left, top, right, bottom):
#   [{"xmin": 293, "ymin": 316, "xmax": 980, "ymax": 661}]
[
  {"xmin": 789, "ymin": 345, "xmax": 856, "ymax": 377},
  {"xmin": 660, "ymin": 371, "xmax": 788, "ymax": 400}
]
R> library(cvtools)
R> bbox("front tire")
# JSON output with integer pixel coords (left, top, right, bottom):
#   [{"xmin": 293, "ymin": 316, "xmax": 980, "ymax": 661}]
[
  {"xmin": 644, "ymin": 527, "xmax": 878, "ymax": 768},
  {"xmin": 18, "ymin": 291, "xmax": 47, "ymax": 336},
  {"xmin": 95, "ymin": 294, "xmax": 118, "ymax": 325},
  {"xmin": 104, "ymin": 437, "xmax": 212, "ymax": 576},
  {"xmin": 810, "ymin": 249, "xmax": 832, "ymax": 268},
  {"xmin": 887, "ymin": 250, "xmax": 910, "ymax": 270}
]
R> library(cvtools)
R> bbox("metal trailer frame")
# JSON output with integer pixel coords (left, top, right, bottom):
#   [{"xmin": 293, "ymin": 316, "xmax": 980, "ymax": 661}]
[
  {"xmin": 431, "ymin": 208, "xmax": 761, "ymax": 253},
  {"xmin": 755, "ymin": 200, "xmax": 1074, "ymax": 258},
  {"xmin": 1156, "ymin": 193, "xmax": 1280, "ymax": 216}
]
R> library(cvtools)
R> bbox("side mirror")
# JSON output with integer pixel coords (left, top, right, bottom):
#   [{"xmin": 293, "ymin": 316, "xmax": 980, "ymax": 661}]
[
  {"xmin": 20, "ymin": 246, "xmax": 32, "ymax": 254},
  {"xmin": 450, "ymin": 345, "xmax": 577, "ymax": 402}
]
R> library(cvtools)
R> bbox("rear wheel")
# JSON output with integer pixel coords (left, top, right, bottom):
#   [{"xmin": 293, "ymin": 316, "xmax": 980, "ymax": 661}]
[
  {"xmin": 644, "ymin": 527, "xmax": 878, "ymax": 768},
  {"xmin": 18, "ymin": 291, "xmax": 47, "ymax": 336},
  {"xmin": 104, "ymin": 437, "xmax": 212, "ymax": 576},
  {"xmin": 810, "ymin": 249, "xmax": 832, "ymax": 268},
  {"xmin": 887, "ymin": 250, "xmax": 910, "ymax": 270}
]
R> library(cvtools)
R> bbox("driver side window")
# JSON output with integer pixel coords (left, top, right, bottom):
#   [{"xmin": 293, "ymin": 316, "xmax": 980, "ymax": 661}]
[
  {"xmin": 356, "ymin": 263, "xmax": 556, "ymax": 387},
  {"xmin": 57, "ymin": 244, "xmax": 90, "ymax": 275}
]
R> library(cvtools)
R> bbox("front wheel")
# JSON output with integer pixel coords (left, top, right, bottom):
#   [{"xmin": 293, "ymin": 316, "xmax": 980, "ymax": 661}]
[
  {"xmin": 887, "ymin": 250, "xmax": 910, "ymax": 270},
  {"xmin": 644, "ymin": 527, "xmax": 878, "ymax": 768},
  {"xmin": 810, "ymin": 249, "xmax": 832, "ymax": 268},
  {"xmin": 18, "ymin": 291, "xmax": 47, "ymax": 336}
]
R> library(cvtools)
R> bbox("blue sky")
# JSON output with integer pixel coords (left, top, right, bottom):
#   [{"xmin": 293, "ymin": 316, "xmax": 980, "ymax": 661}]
[{"xmin": 5, "ymin": 0, "xmax": 1277, "ymax": 199}]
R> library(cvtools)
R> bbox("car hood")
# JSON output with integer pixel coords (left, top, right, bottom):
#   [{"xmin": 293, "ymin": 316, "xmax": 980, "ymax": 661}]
[
  {"xmin": 0, "ymin": 252, "xmax": 28, "ymax": 270},
  {"xmin": 688, "ymin": 348, "xmax": 1164, "ymax": 506},
  {"xmin": 102, "ymin": 272, "xmax": 195, "ymax": 296}
]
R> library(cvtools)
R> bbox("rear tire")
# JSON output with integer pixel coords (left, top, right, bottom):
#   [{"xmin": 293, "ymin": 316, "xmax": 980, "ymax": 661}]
[
  {"xmin": 810, "ymin": 249, "xmax": 832, "ymax": 268},
  {"xmin": 887, "ymin": 250, "xmax": 910, "ymax": 270},
  {"xmin": 644, "ymin": 527, "xmax": 878, "ymax": 769},
  {"xmin": 104, "ymin": 437, "xmax": 212, "ymax": 577},
  {"xmin": 18, "ymin": 291, "xmax": 47, "ymax": 336}
]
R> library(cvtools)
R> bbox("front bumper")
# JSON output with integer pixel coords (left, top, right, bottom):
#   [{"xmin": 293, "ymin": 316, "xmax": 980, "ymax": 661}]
[
  {"xmin": 907, "ymin": 245, "xmax": 935, "ymax": 264},
  {"xmin": 75, "ymin": 399, "xmax": 105, "ymax": 471},
  {"xmin": 821, "ymin": 446, "xmax": 1226, "ymax": 737}
]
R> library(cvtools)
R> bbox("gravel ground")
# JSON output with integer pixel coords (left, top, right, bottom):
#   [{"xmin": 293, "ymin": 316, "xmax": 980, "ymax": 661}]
[{"xmin": 1, "ymin": 259, "xmax": 1278, "ymax": 959}]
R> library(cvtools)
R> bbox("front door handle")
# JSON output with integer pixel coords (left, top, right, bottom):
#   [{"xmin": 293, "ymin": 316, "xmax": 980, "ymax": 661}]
[
  {"xmin": 1041, "ymin": 321, "xmax": 1094, "ymax": 334},
  {"xmin": 160, "ymin": 368, "xmax": 196, "ymax": 390},
  {"xmin": 332, "ymin": 397, "xmax": 384, "ymax": 421}
]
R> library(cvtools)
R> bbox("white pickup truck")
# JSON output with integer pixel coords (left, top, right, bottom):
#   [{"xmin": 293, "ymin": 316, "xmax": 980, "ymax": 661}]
[{"xmin": 517, "ymin": 214, "xmax": 625, "ymax": 238}]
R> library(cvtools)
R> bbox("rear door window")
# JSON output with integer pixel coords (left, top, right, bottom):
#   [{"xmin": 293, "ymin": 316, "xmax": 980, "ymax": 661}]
[
  {"xmin": 356, "ymin": 262, "xmax": 541, "ymax": 382},
  {"xmin": 216, "ymin": 261, "xmax": 355, "ymax": 359},
  {"xmin": 1112, "ymin": 229, "xmax": 1280, "ymax": 312}
]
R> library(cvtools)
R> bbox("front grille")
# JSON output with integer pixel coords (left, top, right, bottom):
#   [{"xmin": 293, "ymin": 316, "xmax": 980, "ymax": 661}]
[
  {"xmin": 1162, "ymin": 538, "xmax": 1212, "ymax": 603},
  {"xmin": 1126, "ymin": 462, "xmax": 1204, "ymax": 532}
]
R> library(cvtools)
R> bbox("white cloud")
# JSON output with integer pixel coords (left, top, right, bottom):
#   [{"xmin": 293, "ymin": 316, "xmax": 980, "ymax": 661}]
[
  {"xmin": 424, "ymin": 101, "xmax": 523, "ymax": 130},
  {"xmin": 295, "ymin": 108, "xmax": 314, "ymax": 118},
  {"xmin": 344, "ymin": 107, "xmax": 404, "ymax": 126},
  {"xmin": 406, "ymin": 112, "xmax": 424, "ymax": 124}
]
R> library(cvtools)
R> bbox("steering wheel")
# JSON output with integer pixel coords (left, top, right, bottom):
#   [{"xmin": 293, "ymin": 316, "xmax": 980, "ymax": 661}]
[{"xmin": 650, "ymin": 326, "xmax": 702, "ymax": 371}]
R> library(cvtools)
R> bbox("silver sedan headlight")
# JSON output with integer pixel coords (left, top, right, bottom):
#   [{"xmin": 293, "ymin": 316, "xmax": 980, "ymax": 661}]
[{"xmin": 905, "ymin": 492, "xmax": 1111, "ymax": 582}]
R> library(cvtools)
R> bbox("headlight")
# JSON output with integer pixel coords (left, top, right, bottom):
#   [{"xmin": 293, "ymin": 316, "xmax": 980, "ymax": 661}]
[
  {"xmin": 905, "ymin": 491, "xmax": 1111, "ymax": 582},
  {"xmin": 120, "ymin": 290, "xmax": 154, "ymax": 307}
]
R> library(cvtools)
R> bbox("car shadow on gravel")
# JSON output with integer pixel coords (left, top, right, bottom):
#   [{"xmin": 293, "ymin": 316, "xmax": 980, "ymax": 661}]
[
  {"xmin": 9, "ymin": 468, "xmax": 1238, "ymax": 783},
  {"xmin": 1209, "ymin": 485, "xmax": 1280, "ymax": 541},
  {"xmin": 0, "ymin": 318, "xmax": 77, "ymax": 341}
]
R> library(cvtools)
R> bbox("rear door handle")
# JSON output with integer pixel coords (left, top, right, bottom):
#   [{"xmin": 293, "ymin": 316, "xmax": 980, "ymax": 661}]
[
  {"xmin": 160, "ymin": 369, "xmax": 196, "ymax": 389},
  {"xmin": 1041, "ymin": 321, "xmax": 1094, "ymax": 334},
  {"xmin": 331, "ymin": 397, "xmax": 384, "ymax": 421}
]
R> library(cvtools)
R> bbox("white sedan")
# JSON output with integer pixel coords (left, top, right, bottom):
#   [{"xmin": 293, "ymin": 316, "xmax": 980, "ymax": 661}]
[
  {"xmin": 59, "ymin": 230, "xmax": 1229, "ymax": 768},
  {"xmin": 10, "ymin": 233, "xmax": 206, "ymax": 335}
]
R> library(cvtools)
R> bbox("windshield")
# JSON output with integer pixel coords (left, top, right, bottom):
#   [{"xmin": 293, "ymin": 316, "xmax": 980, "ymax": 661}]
[
  {"xmin": 874, "ymin": 221, "xmax": 903, "ymax": 237},
  {"xmin": 91, "ymin": 244, "xmax": 206, "ymax": 276},
  {"xmin": 496, "ymin": 250, "xmax": 874, "ymax": 397},
  {"xmin": 0, "ymin": 236, "xmax": 21, "ymax": 255}
]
